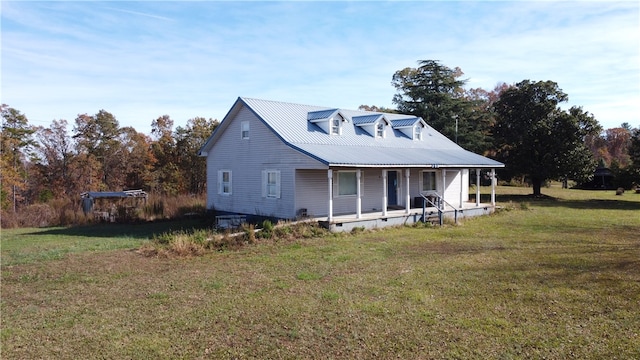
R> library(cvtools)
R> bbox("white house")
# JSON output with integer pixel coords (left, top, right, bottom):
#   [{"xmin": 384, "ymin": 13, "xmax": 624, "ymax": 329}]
[{"xmin": 199, "ymin": 97, "xmax": 504, "ymax": 231}]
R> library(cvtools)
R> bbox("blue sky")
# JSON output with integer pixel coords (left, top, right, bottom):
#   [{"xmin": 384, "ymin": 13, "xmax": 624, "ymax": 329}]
[{"xmin": 2, "ymin": 1, "xmax": 639, "ymax": 135}]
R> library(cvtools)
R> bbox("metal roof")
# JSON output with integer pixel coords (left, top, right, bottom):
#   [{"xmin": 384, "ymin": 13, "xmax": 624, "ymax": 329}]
[
  {"xmin": 352, "ymin": 114, "xmax": 383, "ymax": 125},
  {"xmin": 80, "ymin": 190, "xmax": 148, "ymax": 199},
  {"xmin": 391, "ymin": 117, "xmax": 422, "ymax": 128},
  {"xmin": 201, "ymin": 97, "xmax": 504, "ymax": 168},
  {"xmin": 307, "ymin": 108, "xmax": 340, "ymax": 121}
]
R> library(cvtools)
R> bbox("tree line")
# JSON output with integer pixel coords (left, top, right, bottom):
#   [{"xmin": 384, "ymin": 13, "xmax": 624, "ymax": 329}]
[
  {"xmin": 1, "ymin": 106, "xmax": 218, "ymax": 226},
  {"xmin": 376, "ymin": 60, "xmax": 639, "ymax": 196},
  {"xmin": 2, "ymin": 59, "xmax": 639, "ymax": 226}
]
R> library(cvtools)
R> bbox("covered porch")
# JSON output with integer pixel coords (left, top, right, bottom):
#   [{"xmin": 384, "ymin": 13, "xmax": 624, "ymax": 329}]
[{"xmin": 303, "ymin": 167, "xmax": 498, "ymax": 232}]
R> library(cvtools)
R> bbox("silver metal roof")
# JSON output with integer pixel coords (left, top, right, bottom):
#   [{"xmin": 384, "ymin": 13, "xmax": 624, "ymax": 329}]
[
  {"xmin": 201, "ymin": 97, "xmax": 504, "ymax": 168},
  {"xmin": 307, "ymin": 108, "xmax": 339, "ymax": 121},
  {"xmin": 352, "ymin": 114, "xmax": 383, "ymax": 125},
  {"xmin": 391, "ymin": 118, "xmax": 422, "ymax": 128}
]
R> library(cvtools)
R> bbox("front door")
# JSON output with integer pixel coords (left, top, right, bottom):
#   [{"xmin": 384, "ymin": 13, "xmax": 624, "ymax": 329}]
[{"xmin": 387, "ymin": 171, "xmax": 398, "ymax": 206}]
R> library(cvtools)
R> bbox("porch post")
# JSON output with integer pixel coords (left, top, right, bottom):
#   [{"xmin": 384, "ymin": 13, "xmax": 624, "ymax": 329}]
[
  {"xmin": 382, "ymin": 169, "xmax": 388, "ymax": 216},
  {"xmin": 405, "ymin": 169, "xmax": 410, "ymax": 214},
  {"xmin": 459, "ymin": 169, "xmax": 464, "ymax": 208},
  {"xmin": 356, "ymin": 169, "xmax": 362, "ymax": 219},
  {"xmin": 476, "ymin": 168, "xmax": 481, "ymax": 206},
  {"xmin": 441, "ymin": 169, "xmax": 446, "ymax": 209},
  {"xmin": 327, "ymin": 169, "xmax": 333, "ymax": 222},
  {"xmin": 491, "ymin": 168, "xmax": 496, "ymax": 206}
]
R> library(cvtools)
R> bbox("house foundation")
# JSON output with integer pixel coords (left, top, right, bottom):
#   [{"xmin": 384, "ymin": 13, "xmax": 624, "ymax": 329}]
[{"xmin": 318, "ymin": 202, "xmax": 495, "ymax": 232}]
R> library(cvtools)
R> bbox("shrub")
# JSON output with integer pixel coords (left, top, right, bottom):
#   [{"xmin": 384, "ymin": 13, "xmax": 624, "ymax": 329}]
[
  {"xmin": 258, "ymin": 220, "xmax": 274, "ymax": 239},
  {"xmin": 350, "ymin": 226, "xmax": 365, "ymax": 234},
  {"xmin": 146, "ymin": 229, "xmax": 216, "ymax": 257},
  {"xmin": 169, "ymin": 234, "xmax": 206, "ymax": 256},
  {"xmin": 19, "ymin": 204, "xmax": 56, "ymax": 227},
  {"xmin": 138, "ymin": 220, "xmax": 331, "ymax": 258},
  {"xmin": 244, "ymin": 224, "xmax": 256, "ymax": 244},
  {"xmin": 0, "ymin": 210, "xmax": 19, "ymax": 229}
]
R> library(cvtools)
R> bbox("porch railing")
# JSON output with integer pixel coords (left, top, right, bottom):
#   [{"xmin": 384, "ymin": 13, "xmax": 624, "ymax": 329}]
[{"xmin": 419, "ymin": 191, "xmax": 459, "ymax": 225}]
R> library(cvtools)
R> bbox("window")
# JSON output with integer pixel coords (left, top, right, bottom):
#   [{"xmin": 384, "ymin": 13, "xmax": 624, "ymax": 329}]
[
  {"xmin": 218, "ymin": 170, "xmax": 232, "ymax": 195},
  {"xmin": 376, "ymin": 122, "xmax": 385, "ymax": 138},
  {"xmin": 337, "ymin": 171, "xmax": 358, "ymax": 196},
  {"xmin": 262, "ymin": 170, "xmax": 281, "ymax": 198},
  {"xmin": 330, "ymin": 117, "xmax": 341, "ymax": 135},
  {"xmin": 421, "ymin": 171, "xmax": 436, "ymax": 192},
  {"xmin": 241, "ymin": 121, "xmax": 250, "ymax": 139},
  {"xmin": 414, "ymin": 125, "xmax": 422, "ymax": 140}
]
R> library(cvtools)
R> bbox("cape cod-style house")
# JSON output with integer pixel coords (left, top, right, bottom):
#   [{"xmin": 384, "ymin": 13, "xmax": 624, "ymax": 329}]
[{"xmin": 199, "ymin": 97, "xmax": 504, "ymax": 231}]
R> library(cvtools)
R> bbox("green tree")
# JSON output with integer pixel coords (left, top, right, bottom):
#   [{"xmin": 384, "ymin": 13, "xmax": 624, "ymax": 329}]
[
  {"xmin": 391, "ymin": 60, "xmax": 492, "ymax": 153},
  {"xmin": 73, "ymin": 110, "xmax": 123, "ymax": 190},
  {"xmin": 620, "ymin": 126, "xmax": 640, "ymax": 188},
  {"xmin": 150, "ymin": 115, "xmax": 180, "ymax": 194},
  {"xmin": 629, "ymin": 127, "xmax": 640, "ymax": 168},
  {"xmin": 1, "ymin": 105, "xmax": 37, "ymax": 211},
  {"xmin": 493, "ymin": 80, "xmax": 601, "ymax": 196},
  {"xmin": 357, "ymin": 105, "xmax": 397, "ymax": 113},
  {"xmin": 35, "ymin": 119, "xmax": 76, "ymax": 197},
  {"xmin": 119, "ymin": 127, "xmax": 154, "ymax": 191},
  {"xmin": 175, "ymin": 117, "xmax": 219, "ymax": 194},
  {"xmin": 460, "ymin": 87, "xmax": 502, "ymax": 154}
]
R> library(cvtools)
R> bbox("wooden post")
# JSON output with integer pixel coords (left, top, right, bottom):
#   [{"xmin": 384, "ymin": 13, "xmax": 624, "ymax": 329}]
[
  {"xmin": 328, "ymin": 169, "xmax": 333, "ymax": 222},
  {"xmin": 491, "ymin": 168, "xmax": 496, "ymax": 206},
  {"xmin": 405, "ymin": 169, "xmax": 410, "ymax": 214},
  {"xmin": 459, "ymin": 169, "xmax": 464, "ymax": 208},
  {"xmin": 476, "ymin": 168, "xmax": 481, "ymax": 206},
  {"xmin": 382, "ymin": 169, "xmax": 388, "ymax": 216},
  {"xmin": 441, "ymin": 169, "xmax": 446, "ymax": 210},
  {"xmin": 356, "ymin": 169, "xmax": 361, "ymax": 219}
]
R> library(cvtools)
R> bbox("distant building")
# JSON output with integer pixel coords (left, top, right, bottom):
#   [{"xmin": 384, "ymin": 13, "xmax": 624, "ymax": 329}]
[{"xmin": 579, "ymin": 166, "xmax": 615, "ymax": 190}]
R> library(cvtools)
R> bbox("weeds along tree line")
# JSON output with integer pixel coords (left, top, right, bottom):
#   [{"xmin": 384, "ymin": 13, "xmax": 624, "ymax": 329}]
[{"xmin": 2, "ymin": 60, "xmax": 640, "ymax": 227}]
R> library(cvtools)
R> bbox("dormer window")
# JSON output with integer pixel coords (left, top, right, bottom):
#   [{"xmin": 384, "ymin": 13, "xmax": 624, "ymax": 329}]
[
  {"xmin": 391, "ymin": 117, "xmax": 427, "ymax": 140},
  {"xmin": 414, "ymin": 125, "xmax": 422, "ymax": 140},
  {"xmin": 308, "ymin": 109, "xmax": 347, "ymax": 135},
  {"xmin": 353, "ymin": 114, "xmax": 389, "ymax": 138},
  {"xmin": 331, "ymin": 117, "xmax": 341, "ymax": 135},
  {"xmin": 376, "ymin": 122, "xmax": 385, "ymax": 138}
]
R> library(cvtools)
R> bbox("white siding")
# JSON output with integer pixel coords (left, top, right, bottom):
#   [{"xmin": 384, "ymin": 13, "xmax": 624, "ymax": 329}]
[
  {"xmin": 295, "ymin": 169, "xmax": 389, "ymax": 217},
  {"xmin": 442, "ymin": 169, "xmax": 469, "ymax": 208},
  {"xmin": 206, "ymin": 106, "xmax": 324, "ymax": 219},
  {"xmin": 294, "ymin": 170, "xmax": 328, "ymax": 217}
]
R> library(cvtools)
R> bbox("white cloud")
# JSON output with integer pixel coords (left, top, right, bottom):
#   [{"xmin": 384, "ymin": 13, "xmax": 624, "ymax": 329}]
[{"xmin": 1, "ymin": 1, "xmax": 638, "ymax": 133}]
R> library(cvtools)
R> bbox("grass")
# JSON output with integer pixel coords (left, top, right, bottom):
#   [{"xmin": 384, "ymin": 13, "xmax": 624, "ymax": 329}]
[
  {"xmin": 0, "ymin": 218, "xmax": 209, "ymax": 266},
  {"xmin": 1, "ymin": 186, "xmax": 639, "ymax": 359}
]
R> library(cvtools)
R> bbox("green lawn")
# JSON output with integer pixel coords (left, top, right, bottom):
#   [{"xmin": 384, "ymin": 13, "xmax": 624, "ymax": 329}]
[{"xmin": 1, "ymin": 187, "xmax": 639, "ymax": 359}]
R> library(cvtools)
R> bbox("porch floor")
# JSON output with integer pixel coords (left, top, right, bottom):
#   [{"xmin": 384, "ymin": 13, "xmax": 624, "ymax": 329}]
[{"xmin": 317, "ymin": 202, "xmax": 495, "ymax": 232}]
